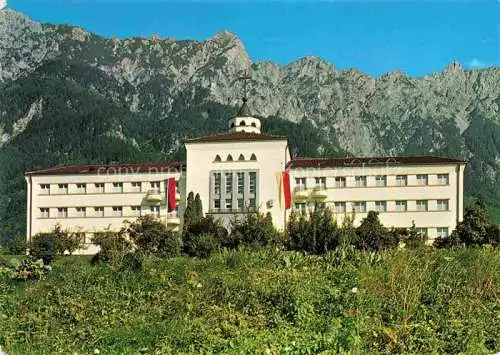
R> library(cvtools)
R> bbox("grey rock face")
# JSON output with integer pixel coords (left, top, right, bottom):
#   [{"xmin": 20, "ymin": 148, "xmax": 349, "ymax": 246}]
[{"xmin": 0, "ymin": 10, "xmax": 499, "ymax": 195}]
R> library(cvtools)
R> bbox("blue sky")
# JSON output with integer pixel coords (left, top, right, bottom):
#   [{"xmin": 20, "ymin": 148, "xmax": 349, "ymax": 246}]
[{"xmin": 5, "ymin": 0, "xmax": 499, "ymax": 77}]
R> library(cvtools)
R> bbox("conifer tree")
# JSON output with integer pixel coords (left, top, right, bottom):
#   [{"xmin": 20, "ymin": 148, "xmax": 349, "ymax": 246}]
[
  {"xmin": 183, "ymin": 192, "xmax": 195, "ymax": 228},
  {"xmin": 194, "ymin": 193, "xmax": 203, "ymax": 221}
]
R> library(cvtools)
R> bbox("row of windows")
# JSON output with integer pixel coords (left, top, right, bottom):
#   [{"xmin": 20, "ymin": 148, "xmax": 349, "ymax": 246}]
[
  {"xmin": 212, "ymin": 198, "xmax": 257, "ymax": 212},
  {"xmin": 38, "ymin": 206, "xmax": 177, "ymax": 219},
  {"xmin": 213, "ymin": 172, "xmax": 257, "ymax": 195},
  {"xmin": 294, "ymin": 199, "xmax": 449, "ymax": 213},
  {"xmin": 214, "ymin": 154, "xmax": 257, "ymax": 162},
  {"xmin": 39, "ymin": 180, "xmax": 177, "ymax": 195},
  {"xmin": 415, "ymin": 227, "xmax": 449, "ymax": 238},
  {"xmin": 294, "ymin": 173, "xmax": 449, "ymax": 189}
]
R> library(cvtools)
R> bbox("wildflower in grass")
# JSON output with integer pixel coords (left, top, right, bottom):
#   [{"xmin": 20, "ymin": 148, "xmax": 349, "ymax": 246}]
[{"xmin": 351, "ymin": 287, "xmax": 358, "ymax": 294}]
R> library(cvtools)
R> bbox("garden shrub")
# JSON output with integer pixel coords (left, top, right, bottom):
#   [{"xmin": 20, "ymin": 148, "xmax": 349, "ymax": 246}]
[
  {"xmin": 29, "ymin": 233, "xmax": 58, "ymax": 264},
  {"xmin": 230, "ymin": 211, "xmax": 278, "ymax": 249},
  {"xmin": 435, "ymin": 200, "xmax": 500, "ymax": 248},
  {"xmin": 286, "ymin": 207, "xmax": 341, "ymax": 254},
  {"xmin": 4, "ymin": 234, "xmax": 27, "ymax": 255},
  {"xmin": 355, "ymin": 211, "xmax": 398, "ymax": 251},
  {"xmin": 124, "ymin": 215, "xmax": 181, "ymax": 257},
  {"xmin": 29, "ymin": 225, "xmax": 85, "ymax": 263},
  {"xmin": 10, "ymin": 257, "xmax": 51, "ymax": 281},
  {"xmin": 91, "ymin": 230, "xmax": 133, "ymax": 270},
  {"xmin": 183, "ymin": 215, "xmax": 228, "ymax": 257}
]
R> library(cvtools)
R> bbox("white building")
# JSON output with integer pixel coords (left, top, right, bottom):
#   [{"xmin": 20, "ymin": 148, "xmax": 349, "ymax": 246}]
[{"xmin": 25, "ymin": 101, "xmax": 466, "ymax": 253}]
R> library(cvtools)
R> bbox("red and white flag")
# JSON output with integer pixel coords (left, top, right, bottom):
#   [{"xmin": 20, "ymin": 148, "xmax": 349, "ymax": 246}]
[
  {"xmin": 277, "ymin": 170, "xmax": 292, "ymax": 210},
  {"xmin": 167, "ymin": 177, "xmax": 176, "ymax": 212}
]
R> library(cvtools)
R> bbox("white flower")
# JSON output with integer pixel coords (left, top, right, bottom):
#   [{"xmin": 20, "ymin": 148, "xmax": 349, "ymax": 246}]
[
  {"xmin": 94, "ymin": 349, "xmax": 100, "ymax": 355},
  {"xmin": 351, "ymin": 287, "xmax": 358, "ymax": 294}
]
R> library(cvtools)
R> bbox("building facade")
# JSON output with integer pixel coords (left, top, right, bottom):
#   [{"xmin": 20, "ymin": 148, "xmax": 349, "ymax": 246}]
[{"xmin": 25, "ymin": 103, "xmax": 466, "ymax": 253}]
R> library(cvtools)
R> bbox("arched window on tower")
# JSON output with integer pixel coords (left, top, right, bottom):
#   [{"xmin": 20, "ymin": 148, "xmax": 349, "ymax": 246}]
[
  {"xmin": 250, "ymin": 153, "xmax": 257, "ymax": 161},
  {"xmin": 238, "ymin": 154, "xmax": 245, "ymax": 161},
  {"xmin": 227, "ymin": 154, "xmax": 233, "ymax": 162},
  {"xmin": 214, "ymin": 155, "xmax": 221, "ymax": 162},
  {"xmin": 240, "ymin": 120, "xmax": 246, "ymax": 126},
  {"xmin": 230, "ymin": 122, "xmax": 235, "ymax": 128},
  {"xmin": 251, "ymin": 122, "xmax": 257, "ymax": 127}
]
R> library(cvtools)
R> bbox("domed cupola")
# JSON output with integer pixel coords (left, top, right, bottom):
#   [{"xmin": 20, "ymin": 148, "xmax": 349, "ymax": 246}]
[{"xmin": 228, "ymin": 97, "xmax": 261, "ymax": 134}]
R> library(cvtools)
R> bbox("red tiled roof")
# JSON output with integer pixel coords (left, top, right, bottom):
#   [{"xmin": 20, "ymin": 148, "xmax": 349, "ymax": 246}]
[
  {"xmin": 25, "ymin": 161, "xmax": 186, "ymax": 176},
  {"xmin": 186, "ymin": 132, "xmax": 287, "ymax": 143},
  {"xmin": 287, "ymin": 155, "xmax": 467, "ymax": 169}
]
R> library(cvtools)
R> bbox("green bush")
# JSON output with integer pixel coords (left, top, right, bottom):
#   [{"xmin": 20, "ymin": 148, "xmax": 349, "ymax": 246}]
[
  {"xmin": 10, "ymin": 257, "xmax": 51, "ymax": 281},
  {"xmin": 355, "ymin": 211, "xmax": 399, "ymax": 251},
  {"xmin": 29, "ymin": 233, "xmax": 57, "ymax": 264},
  {"xmin": 124, "ymin": 215, "xmax": 181, "ymax": 257},
  {"xmin": 435, "ymin": 200, "xmax": 499, "ymax": 248},
  {"xmin": 91, "ymin": 230, "xmax": 133, "ymax": 270},
  {"xmin": 286, "ymin": 207, "xmax": 341, "ymax": 254},
  {"xmin": 3, "ymin": 234, "xmax": 27, "ymax": 255},
  {"xmin": 183, "ymin": 215, "xmax": 228, "ymax": 257},
  {"xmin": 230, "ymin": 211, "xmax": 279, "ymax": 249}
]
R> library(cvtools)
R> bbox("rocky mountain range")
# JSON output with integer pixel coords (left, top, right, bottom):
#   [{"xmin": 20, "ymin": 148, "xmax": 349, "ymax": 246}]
[{"xmin": 0, "ymin": 9, "xmax": 499, "ymax": 240}]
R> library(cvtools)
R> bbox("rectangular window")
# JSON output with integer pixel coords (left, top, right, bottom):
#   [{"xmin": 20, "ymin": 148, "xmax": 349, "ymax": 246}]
[
  {"xmin": 248, "ymin": 198, "xmax": 256, "ymax": 210},
  {"xmin": 417, "ymin": 174, "xmax": 428, "ymax": 186},
  {"xmin": 334, "ymin": 177, "xmax": 346, "ymax": 188},
  {"xmin": 437, "ymin": 199, "xmax": 449, "ymax": 211},
  {"xmin": 113, "ymin": 182, "xmax": 123, "ymax": 193},
  {"xmin": 415, "ymin": 228, "xmax": 428, "ymax": 237},
  {"xmin": 237, "ymin": 172, "xmax": 244, "ymax": 194},
  {"xmin": 112, "ymin": 206, "xmax": 123, "ymax": 217},
  {"xmin": 214, "ymin": 173, "xmax": 221, "ymax": 195},
  {"xmin": 40, "ymin": 184, "xmax": 50, "ymax": 195},
  {"xmin": 150, "ymin": 181, "xmax": 160, "ymax": 193},
  {"xmin": 237, "ymin": 198, "xmax": 244, "ymax": 211},
  {"xmin": 225, "ymin": 198, "xmax": 232, "ymax": 210},
  {"xmin": 395, "ymin": 200, "xmax": 407, "ymax": 212},
  {"xmin": 95, "ymin": 183, "xmax": 105, "ymax": 193},
  {"xmin": 150, "ymin": 206, "xmax": 160, "ymax": 216},
  {"xmin": 40, "ymin": 208, "xmax": 50, "ymax": 218},
  {"xmin": 294, "ymin": 202, "xmax": 307, "ymax": 213},
  {"xmin": 214, "ymin": 199, "xmax": 221, "ymax": 209},
  {"xmin": 416, "ymin": 200, "xmax": 428, "ymax": 211},
  {"xmin": 295, "ymin": 177, "xmax": 306, "ymax": 190},
  {"xmin": 76, "ymin": 207, "xmax": 86, "ymax": 217},
  {"xmin": 57, "ymin": 207, "xmax": 68, "ymax": 218},
  {"xmin": 249, "ymin": 172, "xmax": 257, "ymax": 194},
  {"xmin": 354, "ymin": 201, "xmax": 366, "ymax": 213},
  {"xmin": 76, "ymin": 183, "xmax": 86, "ymax": 193},
  {"xmin": 58, "ymin": 184, "xmax": 68, "ymax": 194},
  {"xmin": 437, "ymin": 174, "xmax": 449, "ymax": 185},
  {"xmin": 131, "ymin": 182, "xmax": 142, "ymax": 192},
  {"xmin": 94, "ymin": 207, "xmax": 104, "ymax": 217},
  {"xmin": 225, "ymin": 173, "xmax": 233, "ymax": 195},
  {"xmin": 375, "ymin": 201, "xmax": 387, "ymax": 212},
  {"xmin": 437, "ymin": 227, "xmax": 449, "ymax": 238},
  {"xmin": 355, "ymin": 176, "xmax": 367, "ymax": 187},
  {"xmin": 396, "ymin": 175, "xmax": 407, "ymax": 186},
  {"xmin": 315, "ymin": 177, "xmax": 326, "ymax": 189},
  {"xmin": 375, "ymin": 175, "xmax": 387, "ymax": 187},
  {"xmin": 131, "ymin": 206, "xmax": 141, "ymax": 216},
  {"xmin": 334, "ymin": 202, "xmax": 346, "ymax": 213}
]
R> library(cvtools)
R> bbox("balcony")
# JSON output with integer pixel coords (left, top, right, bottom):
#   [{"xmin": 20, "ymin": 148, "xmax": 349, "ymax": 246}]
[
  {"xmin": 146, "ymin": 190, "xmax": 163, "ymax": 204},
  {"xmin": 293, "ymin": 186, "xmax": 309, "ymax": 200},
  {"xmin": 166, "ymin": 212, "xmax": 181, "ymax": 226},
  {"xmin": 311, "ymin": 186, "xmax": 328, "ymax": 199}
]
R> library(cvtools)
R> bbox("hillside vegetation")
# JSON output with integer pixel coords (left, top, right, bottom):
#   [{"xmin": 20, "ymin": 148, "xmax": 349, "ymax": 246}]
[{"xmin": 0, "ymin": 247, "xmax": 499, "ymax": 354}]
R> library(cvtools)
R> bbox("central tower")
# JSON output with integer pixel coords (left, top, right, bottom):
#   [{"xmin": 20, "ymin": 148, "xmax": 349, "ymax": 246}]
[{"xmin": 227, "ymin": 69, "xmax": 261, "ymax": 134}]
